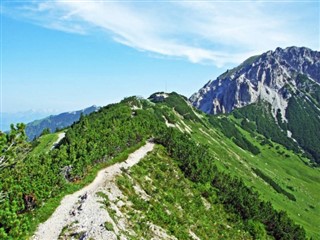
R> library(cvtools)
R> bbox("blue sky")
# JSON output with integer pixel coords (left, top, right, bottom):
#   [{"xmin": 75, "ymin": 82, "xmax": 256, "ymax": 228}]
[{"xmin": 1, "ymin": 0, "xmax": 319, "ymax": 118}]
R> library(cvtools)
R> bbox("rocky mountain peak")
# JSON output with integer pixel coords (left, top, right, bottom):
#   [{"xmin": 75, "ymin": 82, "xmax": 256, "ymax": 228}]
[{"xmin": 190, "ymin": 46, "xmax": 320, "ymax": 116}]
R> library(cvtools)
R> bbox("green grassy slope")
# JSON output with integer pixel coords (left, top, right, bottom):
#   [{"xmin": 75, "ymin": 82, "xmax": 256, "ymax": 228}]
[
  {"xmin": 191, "ymin": 124, "xmax": 320, "ymax": 238},
  {"xmin": 29, "ymin": 132, "xmax": 62, "ymax": 156},
  {"xmin": 154, "ymin": 93, "xmax": 319, "ymax": 238}
]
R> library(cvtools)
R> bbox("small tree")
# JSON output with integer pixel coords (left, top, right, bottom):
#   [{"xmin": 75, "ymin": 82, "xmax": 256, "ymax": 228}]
[
  {"xmin": 0, "ymin": 124, "xmax": 30, "ymax": 202},
  {"xmin": 40, "ymin": 128, "xmax": 51, "ymax": 136}
]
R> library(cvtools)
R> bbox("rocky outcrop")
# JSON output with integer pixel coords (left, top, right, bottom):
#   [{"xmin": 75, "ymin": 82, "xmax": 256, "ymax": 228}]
[{"xmin": 190, "ymin": 47, "xmax": 320, "ymax": 117}]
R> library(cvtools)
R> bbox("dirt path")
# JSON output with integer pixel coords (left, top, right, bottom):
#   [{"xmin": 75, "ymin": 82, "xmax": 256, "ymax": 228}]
[
  {"xmin": 50, "ymin": 132, "xmax": 66, "ymax": 150},
  {"xmin": 32, "ymin": 142, "xmax": 154, "ymax": 240}
]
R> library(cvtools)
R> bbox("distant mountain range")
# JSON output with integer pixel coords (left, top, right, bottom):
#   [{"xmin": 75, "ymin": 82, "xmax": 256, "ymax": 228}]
[
  {"xmin": 1, "ymin": 111, "xmax": 55, "ymax": 132},
  {"xmin": 25, "ymin": 105, "xmax": 99, "ymax": 140},
  {"xmin": 190, "ymin": 46, "xmax": 320, "ymax": 164}
]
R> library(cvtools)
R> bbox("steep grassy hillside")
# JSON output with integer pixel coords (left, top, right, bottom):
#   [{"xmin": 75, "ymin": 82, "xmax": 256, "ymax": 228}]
[
  {"xmin": 229, "ymin": 74, "xmax": 320, "ymax": 165},
  {"xmin": 149, "ymin": 92, "xmax": 320, "ymax": 239},
  {"xmin": 112, "ymin": 145, "xmax": 253, "ymax": 239}
]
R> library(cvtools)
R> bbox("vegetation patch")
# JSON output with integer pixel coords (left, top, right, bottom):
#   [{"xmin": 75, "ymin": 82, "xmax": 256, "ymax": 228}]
[
  {"xmin": 209, "ymin": 116, "xmax": 260, "ymax": 155},
  {"xmin": 232, "ymin": 102, "xmax": 299, "ymax": 153},
  {"xmin": 252, "ymin": 168, "xmax": 296, "ymax": 201},
  {"xmin": 104, "ymin": 221, "xmax": 114, "ymax": 231}
]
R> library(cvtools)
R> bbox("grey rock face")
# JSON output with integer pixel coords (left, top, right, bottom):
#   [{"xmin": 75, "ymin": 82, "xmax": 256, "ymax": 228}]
[{"xmin": 190, "ymin": 47, "xmax": 320, "ymax": 116}]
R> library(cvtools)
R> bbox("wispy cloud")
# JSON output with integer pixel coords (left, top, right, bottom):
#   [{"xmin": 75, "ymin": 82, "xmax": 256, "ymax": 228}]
[{"xmin": 3, "ymin": 1, "xmax": 318, "ymax": 66}]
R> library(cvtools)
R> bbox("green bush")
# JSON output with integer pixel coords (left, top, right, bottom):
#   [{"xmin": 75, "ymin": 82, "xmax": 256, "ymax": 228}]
[{"xmin": 104, "ymin": 221, "xmax": 114, "ymax": 231}]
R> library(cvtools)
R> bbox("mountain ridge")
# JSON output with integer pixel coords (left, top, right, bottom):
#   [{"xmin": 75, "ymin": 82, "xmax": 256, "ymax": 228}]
[
  {"xmin": 25, "ymin": 105, "xmax": 99, "ymax": 140},
  {"xmin": 190, "ymin": 46, "xmax": 320, "ymax": 115}
]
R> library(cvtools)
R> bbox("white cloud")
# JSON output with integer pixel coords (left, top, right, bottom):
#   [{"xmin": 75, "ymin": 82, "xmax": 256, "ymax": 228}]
[{"xmin": 3, "ymin": 1, "xmax": 318, "ymax": 66}]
